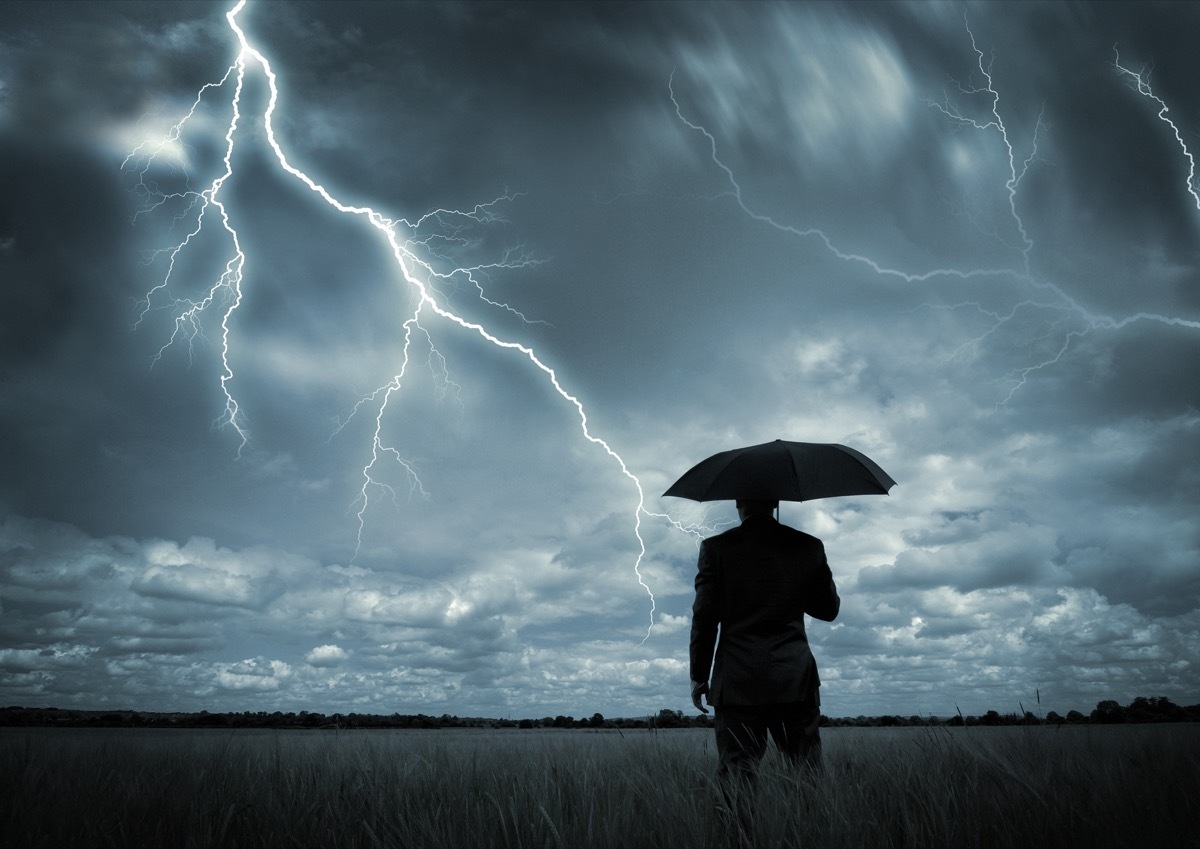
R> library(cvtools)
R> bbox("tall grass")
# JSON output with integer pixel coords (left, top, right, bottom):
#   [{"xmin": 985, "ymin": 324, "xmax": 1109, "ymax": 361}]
[{"xmin": 2, "ymin": 724, "xmax": 1197, "ymax": 848}]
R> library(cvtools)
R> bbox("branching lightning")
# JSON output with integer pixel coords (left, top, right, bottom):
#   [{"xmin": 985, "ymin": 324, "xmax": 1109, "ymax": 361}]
[
  {"xmin": 667, "ymin": 70, "xmax": 1017, "ymax": 287},
  {"xmin": 926, "ymin": 26, "xmax": 1044, "ymax": 276},
  {"xmin": 670, "ymin": 17, "xmax": 1200, "ymax": 407},
  {"xmin": 125, "ymin": 0, "xmax": 661, "ymax": 638},
  {"xmin": 1113, "ymin": 47, "xmax": 1200, "ymax": 212},
  {"xmin": 125, "ymin": 62, "xmax": 250, "ymax": 447}
]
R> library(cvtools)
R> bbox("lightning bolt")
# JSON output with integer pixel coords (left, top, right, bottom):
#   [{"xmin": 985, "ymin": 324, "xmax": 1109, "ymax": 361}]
[
  {"xmin": 925, "ymin": 25, "xmax": 1044, "ymax": 277},
  {"xmin": 667, "ymin": 70, "xmax": 1017, "ymax": 287},
  {"xmin": 1113, "ymin": 47, "xmax": 1200, "ymax": 213},
  {"xmin": 125, "ymin": 61, "xmax": 250, "ymax": 448},
  {"xmin": 125, "ymin": 0, "xmax": 659, "ymax": 638},
  {"xmin": 670, "ymin": 17, "xmax": 1200, "ymax": 407}
]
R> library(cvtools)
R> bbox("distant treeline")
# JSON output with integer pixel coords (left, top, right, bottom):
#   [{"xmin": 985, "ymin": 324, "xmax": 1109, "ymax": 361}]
[
  {"xmin": 827, "ymin": 696, "xmax": 1200, "ymax": 728},
  {"xmin": 1, "ymin": 696, "xmax": 1195, "ymax": 730}
]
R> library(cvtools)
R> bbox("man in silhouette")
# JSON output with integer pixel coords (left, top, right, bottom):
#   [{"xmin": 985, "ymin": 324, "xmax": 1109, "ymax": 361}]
[{"xmin": 690, "ymin": 498, "xmax": 840, "ymax": 779}]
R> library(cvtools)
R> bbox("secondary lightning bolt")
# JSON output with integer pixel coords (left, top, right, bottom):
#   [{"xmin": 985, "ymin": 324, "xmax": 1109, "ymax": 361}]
[
  {"xmin": 670, "ymin": 17, "xmax": 1200, "ymax": 407},
  {"xmin": 126, "ymin": 0, "xmax": 658, "ymax": 638},
  {"xmin": 668, "ymin": 70, "xmax": 1017, "ymax": 287},
  {"xmin": 926, "ymin": 25, "xmax": 1044, "ymax": 276},
  {"xmin": 1113, "ymin": 47, "xmax": 1200, "ymax": 213},
  {"xmin": 125, "ymin": 62, "xmax": 250, "ymax": 449}
]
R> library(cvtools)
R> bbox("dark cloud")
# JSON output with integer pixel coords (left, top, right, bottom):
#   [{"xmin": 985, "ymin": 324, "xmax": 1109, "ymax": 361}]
[
  {"xmin": 0, "ymin": 142, "xmax": 133, "ymax": 363},
  {"xmin": 1, "ymin": 0, "xmax": 1198, "ymax": 718}
]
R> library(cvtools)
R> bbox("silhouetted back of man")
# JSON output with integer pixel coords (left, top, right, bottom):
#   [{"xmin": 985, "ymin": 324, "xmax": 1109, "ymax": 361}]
[{"xmin": 690, "ymin": 499, "xmax": 840, "ymax": 778}]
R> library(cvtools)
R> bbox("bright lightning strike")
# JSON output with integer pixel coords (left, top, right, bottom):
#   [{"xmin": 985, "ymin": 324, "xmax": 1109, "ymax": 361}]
[
  {"xmin": 125, "ymin": 62, "xmax": 250, "ymax": 449},
  {"xmin": 670, "ymin": 17, "xmax": 1200, "ymax": 407},
  {"xmin": 1113, "ymin": 47, "xmax": 1200, "ymax": 213},
  {"xmin": 125, "ymin": 0, "xmax": 659, "ymax": 639}
]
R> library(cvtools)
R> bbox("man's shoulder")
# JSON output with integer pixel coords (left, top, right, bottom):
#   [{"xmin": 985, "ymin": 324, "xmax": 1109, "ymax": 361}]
[
  {"xmin": 705, "ymin": 517, "xmax": 823, "ymax": 548},
  {"xmin": 777, "ymin": 523, "xmax": 822, "ymax": 544},
  {"xmin": 765, "ymin": 522, "xmax": 823, "ymax": 552}
]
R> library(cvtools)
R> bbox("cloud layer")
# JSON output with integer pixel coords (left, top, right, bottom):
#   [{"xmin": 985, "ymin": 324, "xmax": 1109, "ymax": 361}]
[{"xmin": 1, "ymin": 1, "xmax": 1197, "ymax": 718}]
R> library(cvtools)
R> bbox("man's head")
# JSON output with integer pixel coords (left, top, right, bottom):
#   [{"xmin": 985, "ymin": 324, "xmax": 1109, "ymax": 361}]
[{"xmin": 735, "ymin": 499, "xmax": 779, "ymax": 521}]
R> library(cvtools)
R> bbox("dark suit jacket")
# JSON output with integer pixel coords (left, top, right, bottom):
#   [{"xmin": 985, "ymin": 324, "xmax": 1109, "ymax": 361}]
[{"xmin": 689, "ymin": 514, "xmax": 840, "ymax": 707}]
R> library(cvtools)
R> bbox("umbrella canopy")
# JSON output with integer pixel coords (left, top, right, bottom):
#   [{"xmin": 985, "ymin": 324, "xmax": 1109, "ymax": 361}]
[{"xmin": 662, "ymin": 439, "xmax": 896, "ymax": 503}]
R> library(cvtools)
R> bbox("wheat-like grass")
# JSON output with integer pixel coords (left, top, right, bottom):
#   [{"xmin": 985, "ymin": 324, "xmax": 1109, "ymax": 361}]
[{"xmin": 1, "ymin": 724, "xmax": 1197, "ymax": 848}]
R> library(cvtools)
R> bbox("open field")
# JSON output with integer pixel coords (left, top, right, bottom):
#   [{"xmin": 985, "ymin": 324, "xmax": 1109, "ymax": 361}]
[{"xmin": 3, "ymin": 724, "xmax": 1198, "ymax": 848}]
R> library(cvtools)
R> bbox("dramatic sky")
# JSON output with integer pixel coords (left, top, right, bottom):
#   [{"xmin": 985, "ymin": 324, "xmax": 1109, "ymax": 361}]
[{"xmin": 2, "ymin": 0, "xmax": 1198, "ymax": 720}]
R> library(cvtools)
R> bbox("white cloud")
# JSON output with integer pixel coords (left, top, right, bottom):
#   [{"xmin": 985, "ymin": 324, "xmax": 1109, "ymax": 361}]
[
  {"xmin": 654, "ymin": 613, "xmax": 690, "ymax": 635},
  {"xmin": 305, "ymin": 644, "xmax": 351, "ymax": 666},
  {"xmin": 210, "ymin": 657, "xmax": 292, "ymax": 692}
]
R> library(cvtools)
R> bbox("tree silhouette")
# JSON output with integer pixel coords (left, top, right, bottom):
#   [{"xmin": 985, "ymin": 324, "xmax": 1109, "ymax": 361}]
[{"xmin": 1092, "ymin": 700, "xmax": 1126, "ymax": 723}]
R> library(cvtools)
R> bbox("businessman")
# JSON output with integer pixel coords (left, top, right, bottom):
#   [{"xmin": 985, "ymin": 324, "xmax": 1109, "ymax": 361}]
[{"xmin": 689, "ymin": 498, "xmax": 840, "ymax": 779}]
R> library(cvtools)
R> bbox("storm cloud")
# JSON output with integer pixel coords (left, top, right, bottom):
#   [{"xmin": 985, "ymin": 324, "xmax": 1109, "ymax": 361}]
[{"xmin": 1, "ymin": 0, "xmax": 1197, "ymax": 719}]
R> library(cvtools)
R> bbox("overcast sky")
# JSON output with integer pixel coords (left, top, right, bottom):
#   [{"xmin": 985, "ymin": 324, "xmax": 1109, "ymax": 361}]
[{"xmin": 2, "ymin": 0, "xmax": 1198, "ymax": 721}]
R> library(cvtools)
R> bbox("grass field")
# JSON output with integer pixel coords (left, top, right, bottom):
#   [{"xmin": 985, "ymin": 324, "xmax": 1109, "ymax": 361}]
[{"xmin": 2, "ymin": 724, "xmax": 1198, "ymax": 848}]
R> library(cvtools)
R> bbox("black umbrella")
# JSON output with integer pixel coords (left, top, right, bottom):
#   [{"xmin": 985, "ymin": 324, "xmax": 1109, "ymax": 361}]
[{"xmin": 662, "ymin": 439, "xmax": 896, "ymax": 503}]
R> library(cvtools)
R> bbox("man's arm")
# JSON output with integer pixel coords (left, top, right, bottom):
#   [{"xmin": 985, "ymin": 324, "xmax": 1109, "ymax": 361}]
[
  {"xmin": 804, "ymin": 542, "xmax": 840, "ymax": 622},
  {"xmin": 689, "ymin": 540, "xmax": 721, "ymax": 695}
]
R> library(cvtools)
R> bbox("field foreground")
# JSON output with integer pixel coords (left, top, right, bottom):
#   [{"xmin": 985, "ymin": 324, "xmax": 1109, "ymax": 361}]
[{"xmin": 3, "ymin": 724, "xmax": 1198, "ymax": 848}]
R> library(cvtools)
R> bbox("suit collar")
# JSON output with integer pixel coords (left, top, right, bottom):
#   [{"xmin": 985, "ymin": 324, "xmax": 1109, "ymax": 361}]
[{"xmin": 740, "ymin": 513, "xmax": 778, "ymax": 527}]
